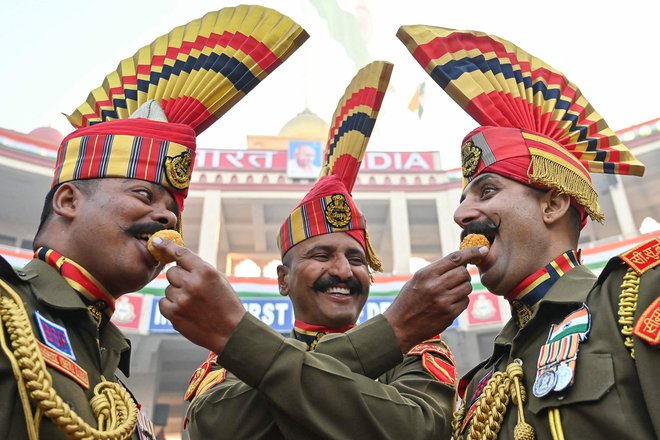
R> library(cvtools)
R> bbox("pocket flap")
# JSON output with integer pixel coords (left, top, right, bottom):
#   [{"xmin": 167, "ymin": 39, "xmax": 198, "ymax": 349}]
[{"xmin": 527, "ymin": 352, "xmax": 615, "ymax": 414}]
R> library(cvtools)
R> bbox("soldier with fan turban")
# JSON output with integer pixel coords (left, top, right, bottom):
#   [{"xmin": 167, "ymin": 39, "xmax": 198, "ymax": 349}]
[
  {"xmin": 399, "ymin": 25, "xmax": 659, "ymax": 440},
  {"xmin": 0, "ymin": 6, "xmax": 307, "ymax": 440},
  {"xmin": 154, "ymin": 60, "xmax": 487, "ymax": 440}
]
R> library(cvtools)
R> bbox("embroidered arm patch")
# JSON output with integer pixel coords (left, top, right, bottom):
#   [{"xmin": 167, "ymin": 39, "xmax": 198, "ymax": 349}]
[
  {"xmin": 421, "ymin": 353, "xmax": 457, "ymax": 385},
  {"xmin": 634, "ymin": 297, "xmax": 660, "ymax": 346}
]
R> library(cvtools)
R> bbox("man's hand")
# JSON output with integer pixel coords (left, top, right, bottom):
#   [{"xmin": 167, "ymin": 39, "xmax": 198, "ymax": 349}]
[
  {"xmin": 383, "ymin": 246, "xmax": 488, "ymax": 353},
  {"xmin": 155, "ymin": 236, "xmax": 246, "ymax": 354}
]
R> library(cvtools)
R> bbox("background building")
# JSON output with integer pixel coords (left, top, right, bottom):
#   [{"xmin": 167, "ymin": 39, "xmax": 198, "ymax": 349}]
[{"xmin": 1, "ymin": 114, "xmax": 658, "ymax": 438}]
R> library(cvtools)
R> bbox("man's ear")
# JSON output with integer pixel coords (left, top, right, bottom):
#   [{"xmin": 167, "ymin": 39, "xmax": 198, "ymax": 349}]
[
  {"xmin": 541, "ymin": 189, "xmax": 572, "ymax": 225},
  {"xmin": 277, "ymin": 264, "xmax": 290, "ymax": 297},
  {"xmin": 52, "ymin": 183, "xmax": 83, "ymax": 219}
]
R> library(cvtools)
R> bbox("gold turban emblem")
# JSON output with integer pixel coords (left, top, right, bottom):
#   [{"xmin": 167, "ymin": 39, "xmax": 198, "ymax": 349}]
[
  {"xmin": 325, "ymin": 194, "xmax": 352, "ymax": 228},
  {"xmin": 165, "ymin": 150, "xmax": 192, "ymax": 190},
  {"xmin": 462, "ymin": 140, "xmax": 482, "ymax": 178}
]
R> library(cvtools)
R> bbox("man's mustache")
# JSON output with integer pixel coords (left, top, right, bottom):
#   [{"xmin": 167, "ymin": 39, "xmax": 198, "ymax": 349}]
[
  {"xmin": 313, "ymin": 275, "xmax": 364, "ymax": 296},
  {"xmin": 460, "ymin": 217, "xmax": 501, "ymax": 243},
  {"xmin": 125, "ymin": 223, "xmax": 168, "ymax": 236}
]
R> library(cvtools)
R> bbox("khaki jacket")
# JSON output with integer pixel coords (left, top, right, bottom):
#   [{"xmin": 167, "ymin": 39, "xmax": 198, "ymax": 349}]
[
  {"xmin": 187, "ymin": 313, "xmax": 457, "ymax": 439},
  {"xmin": 0, "ymin": 256, "xmax": 139, "ymax": 440},
  {"xmin": 457, "ymin": 255, "xmax": 659, "ymax": 440}
]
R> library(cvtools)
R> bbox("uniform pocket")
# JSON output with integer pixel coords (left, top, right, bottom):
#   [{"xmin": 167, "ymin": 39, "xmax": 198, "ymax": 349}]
[{"xmin": 527, "ymin": 352, "xmax": 615, "ymax": 413}]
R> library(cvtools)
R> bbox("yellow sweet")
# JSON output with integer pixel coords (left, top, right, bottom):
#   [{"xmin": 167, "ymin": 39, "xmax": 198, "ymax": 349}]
[
  {"xmin": 147, "ymin": 230, "xmax": 185, "ymax": 264},
  {"xmin": 459, "ymin": 233, "xmax": 490, "ymax": 250}
]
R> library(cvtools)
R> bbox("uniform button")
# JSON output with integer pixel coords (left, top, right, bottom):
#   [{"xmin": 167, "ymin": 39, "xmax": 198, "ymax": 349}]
[
  {"xmin": 556, "ymin": 395, "xmax": 565, "ymax": 401},
  {"xmin": 16, "ymin": 270, "xmax": 25, "ymax": 276}
]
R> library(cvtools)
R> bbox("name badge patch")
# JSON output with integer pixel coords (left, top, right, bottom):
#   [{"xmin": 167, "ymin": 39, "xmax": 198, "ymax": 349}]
[
  {"xmin": 37, "ymin": 341, "xmax": 89, "ymax": 389},
  {"xmin": 35, "ymin": 311, "xmax": 76, "ymax": 361}
]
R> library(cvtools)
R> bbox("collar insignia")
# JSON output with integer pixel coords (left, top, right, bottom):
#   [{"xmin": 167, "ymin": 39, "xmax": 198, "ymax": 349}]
[{"xmin": 512, "ymin": 300, "xmax": 533, "ymax": 328}]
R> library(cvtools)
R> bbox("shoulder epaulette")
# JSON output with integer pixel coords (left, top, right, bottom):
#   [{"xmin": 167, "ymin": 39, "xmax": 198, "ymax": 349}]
[
  {"xmin": 407, "ymin": 337, "xmax": 453, "ymax": 360},
  {"xmin": 407, "ymin": 336, "xmax": 456, "ymax": 385},
  {"xmin": 620, "ymin": 237, "xmax": 660, "ymax": 276},
  {"xmin": 615, "ymin": 237, "xmax": 660, "ymax": 358},
  {"xmin": 185, "ymin": 352, "xmax": 221, "ymax": 402}
]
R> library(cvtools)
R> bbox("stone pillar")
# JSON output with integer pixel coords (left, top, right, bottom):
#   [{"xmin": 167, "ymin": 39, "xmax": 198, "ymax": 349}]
[
  {"xmin": 610, "ymin": 175, "xmax": 636, "ymax": 236},
  {"xmin": 436, "ymin": 188, "xmax": 462, "ymax": 256},
  {"xmin": 198, "ymin": 190, "xmax": 222, "ymax": 267},
  {"xmin": 389, "ymin": 192, "xmax": 412, "ymax": 274}
]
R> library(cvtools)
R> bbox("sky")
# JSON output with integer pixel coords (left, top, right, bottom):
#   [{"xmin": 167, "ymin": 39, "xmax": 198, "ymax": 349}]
[{"xmin": 1, "ymin": 0, "xmax": 657, "ymax": 169}]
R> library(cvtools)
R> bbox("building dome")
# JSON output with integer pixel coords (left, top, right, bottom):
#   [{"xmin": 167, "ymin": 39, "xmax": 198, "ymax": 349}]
[
  {"xmin": 28, "ymin": 126, "xmax": 64, "ymax": 145},
  {"xmin": 279, "ymin": 108, "xmax": 329, "ymax": 139}
]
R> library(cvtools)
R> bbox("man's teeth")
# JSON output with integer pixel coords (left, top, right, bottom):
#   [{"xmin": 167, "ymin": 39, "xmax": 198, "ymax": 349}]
[
  {"xmin": 137, "ymin": 233, "xmax": 151, "ymax": 240},
  {"xmin": 325, "ymin": 287, "xmax": 351, "ymax": 295}
]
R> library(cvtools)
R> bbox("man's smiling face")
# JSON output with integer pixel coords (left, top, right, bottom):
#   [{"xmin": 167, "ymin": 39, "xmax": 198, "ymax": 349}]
[{"xmin": 277, "ymin": 232, "xmax": 370, "ymax": 328}]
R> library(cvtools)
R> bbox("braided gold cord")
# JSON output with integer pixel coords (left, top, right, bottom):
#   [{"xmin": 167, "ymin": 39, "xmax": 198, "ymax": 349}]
[
  {"xmin": 506, "ymin": 362, "xmax": 535, "ymax": 440},
  {"xmin": 0, "ymin": 281, "xmax": 137, "ymax": 440},
  {"xmin": 467, "ymin": 371, "xmax": 511, "ymax": 440},
  {"xmin": 463, "ymin": 362, "xmax": 535, "ymax": 440},
  {"xmin": 452, "ymin": 399, "xmax": 466, "ymax": 439},
  {"xmin": 618, "ymin": 268, "xmax": 640, "ymax": 359}
]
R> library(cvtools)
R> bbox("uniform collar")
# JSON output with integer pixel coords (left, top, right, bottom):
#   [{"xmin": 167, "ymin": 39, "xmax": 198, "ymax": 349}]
[
  {"xmin": 35, "ymin": 247, "xmax": 115, "ymax": 316},
  {"xmin": 24, "ymin": 258, "xmax": 90, "ymax": 310},
  {"xmin": 506, "ymin": 250, "xmax": 582, "ymax": 328},
  {"xmin": 292, "ymin": 320, "xmax": 356, "ymax": 349},
  {"xmin": 485, "ymin": 265, "xmax": 596, "ymax": 369}
]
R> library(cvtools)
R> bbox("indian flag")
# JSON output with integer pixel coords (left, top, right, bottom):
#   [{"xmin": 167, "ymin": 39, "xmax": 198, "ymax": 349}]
[
  {"xmin": 548, "ymin": 305, "xmax": 591, "ymax": 343},
  {"xmin": 408, "ymin": 82, "xmax": 425, "ymax": 119}
]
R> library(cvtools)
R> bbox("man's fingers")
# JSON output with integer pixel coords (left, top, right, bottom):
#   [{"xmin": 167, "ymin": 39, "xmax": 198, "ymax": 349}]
[
  {"xmin": 151, "ymin": 236, "xmax": 195, "ymax": 269},
  {"xmin": 431, "ymin": 245, "xmax": 489, "ymax": 272},
  {"xmin": 462, "ymin": 245, "xmax": 489, "ymax": 265}
]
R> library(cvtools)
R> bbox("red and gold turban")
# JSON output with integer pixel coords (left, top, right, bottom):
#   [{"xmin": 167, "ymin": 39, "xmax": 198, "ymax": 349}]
[
  {"xmin": 55, "ymin": 5, "xmax": 308, "ymax": 216},
  {"xmin": 277, "ymin": 61, "xmax": 393, "ymax": 271},
  {"xmin": 398, "ymin": 26, "xmax": 645, "ymax": 228}
]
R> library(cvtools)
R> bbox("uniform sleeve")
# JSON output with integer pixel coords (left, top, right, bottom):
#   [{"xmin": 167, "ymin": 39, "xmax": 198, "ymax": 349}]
[
  {"xmin": 186, "ymin": 369, "xmax": 279, "ymax": 440},
  {"xmin": 311, "ymin": 314, "xmax": 405, "ymax": 378},
  {"xmin": 631, "ymin": 265, "xmax": 660, "ymax": 437},
  {"xmin": 214, "ymin": 313, "xmax": 454, "ymax": 440},
  {"xmin": 187, "ymin": 315, "xmax": 407, "ymax": 439},
  {"xmin": 597, "ymin": 257, "xmax": 660, "ymax": 439}
]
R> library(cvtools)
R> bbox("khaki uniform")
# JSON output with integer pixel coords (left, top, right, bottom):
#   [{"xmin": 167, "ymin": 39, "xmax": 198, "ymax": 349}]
[
  {"xmin": 187, "ymin": 313, "xmax": 457, "ymax": 440},
  {"xmin": 0, "ymin": 256, "xmax": 139, "ymax": 440},
  {"xmin": 457, "ymin": 246, "xmax": 659, "ymax": 439}
]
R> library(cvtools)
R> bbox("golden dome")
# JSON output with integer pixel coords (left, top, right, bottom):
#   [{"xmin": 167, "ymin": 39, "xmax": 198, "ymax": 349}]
[{"xmin": 279, "ymin": 108, "xmax": 329, "ymax": 139}]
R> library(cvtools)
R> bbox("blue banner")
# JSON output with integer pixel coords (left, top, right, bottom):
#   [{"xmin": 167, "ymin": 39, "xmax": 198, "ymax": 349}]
[{"xmin": 149, "ymin": 297, "xmax": 401, "ymax": 334}]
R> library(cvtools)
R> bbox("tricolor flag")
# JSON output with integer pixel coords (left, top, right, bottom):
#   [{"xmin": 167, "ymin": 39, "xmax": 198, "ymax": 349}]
[
  {"xmin": 548, "ymin": 305, "xmax": 591, "ymax": 343},
  {"xmin": 309, "ymin": 0, "xmax": 370, "ymax": 68},
  {"xmin": 408, "ymin": 82, "xmax": 425, "ymax": 118}
]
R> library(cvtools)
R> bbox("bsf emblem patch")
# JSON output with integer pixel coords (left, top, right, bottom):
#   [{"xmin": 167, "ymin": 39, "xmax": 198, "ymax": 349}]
[
  {"xmin": 462, "ymin": 140, "xmax": 482, "ymax": 178},
  {"xmin": 165, "ymin": 150, "xmax": 192, "ymax": 190},
  {"xmin": 325, "ymin": 194, "xmax": 352, "ymax": 228}
]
